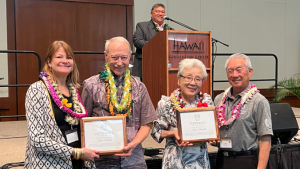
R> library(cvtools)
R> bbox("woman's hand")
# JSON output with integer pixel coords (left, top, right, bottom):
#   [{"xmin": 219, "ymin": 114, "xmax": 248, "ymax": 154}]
[
  {"xmin": 81, "ymin": 148, "xmax": 100, "ymax": 161},
  {"xmin": 209, "ymin": 140, "xmax": 220, "ymax": 147},
  {"xmin": 173, "ymin": 131, "xmax": 193, "ymax": 147}
]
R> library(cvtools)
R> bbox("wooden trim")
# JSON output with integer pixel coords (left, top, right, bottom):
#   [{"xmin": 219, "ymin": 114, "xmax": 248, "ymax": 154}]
[
  {"xmin": 169, "ymin": 68, "xmax": 211, "ymax": 71},
  {"xmin": 0, "ymin": 98, "xmax": 10, "ymax": 109},
  {"xmin": 208, "ymin": 32, "xmax": 212, "ymax": 95},
  {"xmin": 126, "ymin": 5, "xmax": 133, "ymax": 49},
  {"xmin": 167, "ymin": 30, "xmax": 211, "ymax": 34},
  {"xmin": 166, "ymin": 31, "xmax": 169, "ymax": 96},
  {"xmin": 176, "ymin": 107, "xmax": 220, "ymax": 143},
  {"xmin": 58, "ymin": 0, "xmax": 134, "ymax": 5},
  {"xmin": 81, "ymin": 116, "xmax": 127, "ymax": 155}
]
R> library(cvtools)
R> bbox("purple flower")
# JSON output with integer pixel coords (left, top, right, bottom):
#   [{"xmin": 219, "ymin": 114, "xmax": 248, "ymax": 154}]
[{"xmin": 39, "ymin": 72, "xmax": 48, "ymax": 78}]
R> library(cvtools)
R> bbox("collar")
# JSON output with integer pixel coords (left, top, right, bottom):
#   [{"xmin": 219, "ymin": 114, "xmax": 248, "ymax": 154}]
[
  {"xmin": 181, "ymin": 93, "xmax": 200, "ymax": 105},
  {"xmin": 228, "ymin": 84, "xmax": 251, "ymax": 100},
  {"xmin": 153, "ymin": 20, "xmax": 165, "ymax": 30},
  {"xmin": 113, "ymin": 74, "xmax": 124, "ymax": 87}
]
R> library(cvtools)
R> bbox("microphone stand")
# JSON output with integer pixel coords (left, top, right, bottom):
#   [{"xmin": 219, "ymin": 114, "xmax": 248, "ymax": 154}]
[
  {"xmin": 166, "ymin": 18, "xmax": 198, "ymax": 31},
  {"xmin": 166, "ymin": 17, "xmax": 229, "ymax": 98}
]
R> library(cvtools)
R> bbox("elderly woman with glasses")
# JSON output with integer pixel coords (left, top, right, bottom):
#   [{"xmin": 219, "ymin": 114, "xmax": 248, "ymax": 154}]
[{"xmin": 151, "ymin": 58, "xmax": 214, "ymax": 169}]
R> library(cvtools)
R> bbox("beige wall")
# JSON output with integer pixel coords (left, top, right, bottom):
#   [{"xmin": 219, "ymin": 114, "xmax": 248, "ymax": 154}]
[
  {"xmin": 0, "ymin": 0, "xmax": 299, "ymax": 92},
  {"xmin": 0, "ymin": 0, "xmax": 8, "ymax": 97},
  {"xmin": 133, "ymin": 0, "xmax": 300, "ymax": 90}
]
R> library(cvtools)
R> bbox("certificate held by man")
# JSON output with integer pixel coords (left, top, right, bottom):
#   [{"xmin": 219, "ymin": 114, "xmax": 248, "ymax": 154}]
[
  {"xmin": 177, "ymin": 107, "xmax": 220, "ymax": 143},
  {"xmin": 80, "ymin": 116, "xmax": 127, "ymax": 155}
]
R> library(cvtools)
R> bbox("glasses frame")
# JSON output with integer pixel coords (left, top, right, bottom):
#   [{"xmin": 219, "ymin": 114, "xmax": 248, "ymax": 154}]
[
  {"xmin": 110, "ymin": 55, "xmax": 129, "ymax": 61},
  {"xmin": 180, "ymin": 75, "xmax": 203, "ymax": 84}
]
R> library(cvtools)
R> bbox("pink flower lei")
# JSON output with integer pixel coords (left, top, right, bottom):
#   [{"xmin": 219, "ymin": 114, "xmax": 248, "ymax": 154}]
[
  {"xmin": 169, "ymin": 88, "xmax": 208, "ymax": 112},
  {"xmin": 39, "ymin": 72, "xmax": 88, "ymax": 125},
  {"xmin": 216, "ymin": 85, "xmax": 259, "ymax": 127}
]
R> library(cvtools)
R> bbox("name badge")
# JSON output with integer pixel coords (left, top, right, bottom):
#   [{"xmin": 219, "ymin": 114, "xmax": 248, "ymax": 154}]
[
  {"xmin": 65, "ymin": 129, "xmax": 79, "ymax": 144},
  {"xmin": 220, "ymin": 139, "xmax": 232, "ymax": 149}
]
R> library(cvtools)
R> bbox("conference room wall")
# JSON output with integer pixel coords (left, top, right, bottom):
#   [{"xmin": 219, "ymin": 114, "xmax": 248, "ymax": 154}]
[
  {"xmin": 133, "ymin": 0, "xmax": 300, "ymax": 90},
  {"xmin": 0, "ymin": 1, "xmax": 299, "ymax": 91},
  {"xmin": 0, "ymin": 0, "xmax": 8, "ymax": 98}
]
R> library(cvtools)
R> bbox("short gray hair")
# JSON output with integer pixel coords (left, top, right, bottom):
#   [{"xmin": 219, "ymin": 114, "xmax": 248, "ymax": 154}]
[
  {"xmin": 224, "ymin": 53, "xmax": 252, "ymax": 71},
  {"xmin": 177, "ymin": 59, "xmax": 208, "ymax": 81},
  {"xmin": 151, "ymin": 3, "xmax": 165, "ymax": 12},
  {"xmin": 104, "ymin": 36, "xmax": 132, "ymax": 54}
]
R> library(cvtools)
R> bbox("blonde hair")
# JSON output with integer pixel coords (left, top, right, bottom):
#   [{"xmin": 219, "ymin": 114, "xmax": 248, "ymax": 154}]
[{"xmin": 42, "ymin": 41, "xmax": 80, "ymax": 88}]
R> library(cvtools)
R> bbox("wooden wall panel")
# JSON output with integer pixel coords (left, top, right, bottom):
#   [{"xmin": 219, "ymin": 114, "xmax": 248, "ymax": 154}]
[
  {"xmin": 59, "ymin": 0, "xmax": 134, "ymax": 5},
  {"xmin": 4, "ymin": 0, "xmax": 133, "ymax": 121}
]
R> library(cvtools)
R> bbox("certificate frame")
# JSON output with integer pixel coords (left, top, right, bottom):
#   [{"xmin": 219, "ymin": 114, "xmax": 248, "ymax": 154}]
[
  {"xmin": 176, "ymin": 107, "xmax": 220, "ymax": 143},
  {"xmin": 80, "ymin": 116, "xmax": 127, "ymax": 155}
]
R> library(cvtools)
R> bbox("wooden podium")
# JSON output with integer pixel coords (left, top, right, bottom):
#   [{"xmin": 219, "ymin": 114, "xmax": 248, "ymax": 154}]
[{"xmin": 143, "ymin": 30, "xmax": 212, "ymax": 108}]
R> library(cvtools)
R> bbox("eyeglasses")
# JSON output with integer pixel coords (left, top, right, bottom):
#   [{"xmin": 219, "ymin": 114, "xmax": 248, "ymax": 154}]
[
  {"xmin": 180, "ymin": 75, "xmax": 203, "ymax": 84},
  {"xmin": 154, "ymin": 10, "xmax": 165, "ymax": 14},
  {"xmin": 110, "ymin": 55, "xmax": 129, "ymax": 61}
]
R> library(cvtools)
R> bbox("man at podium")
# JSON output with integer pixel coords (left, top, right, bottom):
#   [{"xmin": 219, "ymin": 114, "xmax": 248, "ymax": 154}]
[{"xmin": 132, "ymin": 3, "xmax": 173, "ymax": 81}]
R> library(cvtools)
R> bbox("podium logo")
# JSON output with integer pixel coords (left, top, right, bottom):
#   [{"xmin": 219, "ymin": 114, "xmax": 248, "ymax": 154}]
[{"xmin": 172, "ymin": 38, "xmax": 205, "ymax": 53}]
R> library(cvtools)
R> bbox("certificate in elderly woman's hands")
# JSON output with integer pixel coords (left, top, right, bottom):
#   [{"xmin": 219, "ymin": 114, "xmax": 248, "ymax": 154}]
[
  {"xmin": 176, "ymin": 107, "xmax": 220, "ymax": 143},
  {"xmin": 80, "ymin": 116, "xmax": 127, "ymax": 155}
]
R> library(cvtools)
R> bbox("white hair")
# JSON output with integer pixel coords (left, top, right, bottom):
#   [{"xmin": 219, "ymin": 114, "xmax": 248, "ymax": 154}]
[
  {"xmin": 104, "ymin": 36, "xmax": 132, "ymax": 54},
  {"xmin": 177, "ymin": 58, "xmax": 208, "ymax": 81},
  {"xmin": 224, "ymin": 53, "xmax": 252, "ymax": 71}
]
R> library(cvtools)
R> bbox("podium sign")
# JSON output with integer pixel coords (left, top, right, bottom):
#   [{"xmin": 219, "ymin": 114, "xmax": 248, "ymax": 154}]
[
  {"xmin": 168, "ymin": 32, "xmax": 211, "ymax": 69},
  {"xmin": 143, "ymin": 30, "xmax": 212, "ymax": 108}
]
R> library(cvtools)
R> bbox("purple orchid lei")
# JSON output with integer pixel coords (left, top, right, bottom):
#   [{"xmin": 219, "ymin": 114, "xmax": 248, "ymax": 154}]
[
  {"xmin": 216, "ymin": 84, "xmax": 259, "ymax": 127},
  {"xmin": 39, "ymin": 72, "xmax": 88, "ymax": 119}
]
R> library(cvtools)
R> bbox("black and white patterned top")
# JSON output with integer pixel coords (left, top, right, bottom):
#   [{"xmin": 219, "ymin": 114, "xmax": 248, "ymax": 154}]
[
  {"xmin": 24, "ymin": 81, "xmax": 94, "ymax": 169},
  {"xmin": 151, "ymin": 91, "xmax": 214, "ymax": 169}
]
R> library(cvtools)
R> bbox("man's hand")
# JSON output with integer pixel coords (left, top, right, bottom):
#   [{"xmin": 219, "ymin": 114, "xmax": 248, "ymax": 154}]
[
  {"xmin": 115, "ymin": 125, "xmax": 150, "ymax": 157},
  {"xmin": 257, "ymin": 135, "xmax": 271, "ymax": 169},
  {"xmin": 115, "ymin": 141, "xmax": 138, "ymax": 157}
]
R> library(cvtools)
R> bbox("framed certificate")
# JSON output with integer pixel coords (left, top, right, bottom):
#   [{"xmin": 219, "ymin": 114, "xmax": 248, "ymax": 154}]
[
  {"xmin": 176, "ymin": 107, "xmax": 220, "ymax": 143},
  {"xmin": 80, "ymin": 116, "xmax": 127, "ymax": 155}
]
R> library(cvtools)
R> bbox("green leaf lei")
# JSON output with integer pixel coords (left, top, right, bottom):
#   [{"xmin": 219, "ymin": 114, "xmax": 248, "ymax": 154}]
[{"xmin": 153, "ymin": 22, "xmax": 169, "ymax": 33}]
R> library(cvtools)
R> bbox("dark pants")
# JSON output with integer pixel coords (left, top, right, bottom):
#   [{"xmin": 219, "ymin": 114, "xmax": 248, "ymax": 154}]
[{"xmin": 216, "ymin": 150, "xmax": 258, "ymax": 169}]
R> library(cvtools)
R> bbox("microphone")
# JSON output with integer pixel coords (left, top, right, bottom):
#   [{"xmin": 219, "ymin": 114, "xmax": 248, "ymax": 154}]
[
  {"xmin": 163, "ymin": 16, "xmax": 229, "ymax": 47},
  {"xmin": 163, "ymin": 16, "xmax": 172, "ymax": 21}
]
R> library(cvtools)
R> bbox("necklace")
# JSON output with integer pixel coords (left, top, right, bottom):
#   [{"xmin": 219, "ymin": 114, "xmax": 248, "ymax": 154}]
[
  {"xmin": 153, "ymin": 22, "xmax": 168, "ymax": 33},
  {"xmin": 216, "ymin": 85, "xmax": 259, "ymax": 127},
  {"xmin": 99, "ymin": 63, "xmax": 132, "ymax": 117},
  {"xmin": 39, "ymin": 72, "xmax": 87, "ymax": 125},
  {"xmin": 169, "ymin": 88, "xmax": 208, "ymax": 112}
]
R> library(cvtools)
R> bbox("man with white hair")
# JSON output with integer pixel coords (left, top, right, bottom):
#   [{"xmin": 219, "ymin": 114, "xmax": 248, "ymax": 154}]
[
  {"xmin": 214, "ymin": 53, "xmax": 273, "ymax": 169},
  {"xmin": 82, "ymin": 36, "xmax": 157, "ymax": 168}
]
